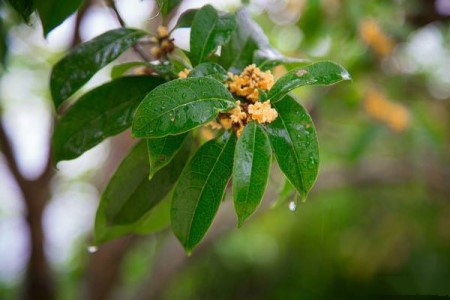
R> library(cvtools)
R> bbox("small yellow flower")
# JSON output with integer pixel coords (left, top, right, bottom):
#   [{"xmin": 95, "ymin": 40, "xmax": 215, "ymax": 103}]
[
  {"xmin": 178, "ymin": 68, "xmax": 190, "ymax": 79},
  {"xmin": 359, "ymin": 19, "xmax": 395, "ymax": 57},
  {"xmin": 229, "ymin": 101, "xmax": 247, "ymax": 123},
  {"xmin": 227, "ymin": 64, "xmax": 274, "ymax": 103},
  {"xmin": 157, "ymin": 25, "xmax": 169, "ymax": 38},
  {"xmin": 364, "ymin": 88, "xmax": 410, "ymax": 132},
  {"xmin": 248, "ymin": 100, "xmax": 278, "ymax": 124}
]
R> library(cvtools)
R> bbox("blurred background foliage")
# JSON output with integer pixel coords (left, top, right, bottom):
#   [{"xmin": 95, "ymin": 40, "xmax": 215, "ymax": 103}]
[{"xmin": 1, "ymin": 0, "xmax": 450, "ymax": 299}]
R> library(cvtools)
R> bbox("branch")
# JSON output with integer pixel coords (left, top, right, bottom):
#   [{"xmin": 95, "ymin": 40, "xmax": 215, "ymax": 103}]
[{"xmin": 106, "ymin": 0, "xmax": 152, "ymax": 61}]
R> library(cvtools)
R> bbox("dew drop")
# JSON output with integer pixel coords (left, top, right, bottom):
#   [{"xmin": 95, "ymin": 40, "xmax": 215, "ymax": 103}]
[
  {"xmin": 340, "ymin": 71, "xmax": 351, "ymax": 80},
  {"xmin": 289, "ymin": 201, "xmax": 297, "ymax": 212},
  {"xmin": 87, "ymin": 246, "xmax": 98, "ymax": 254}
]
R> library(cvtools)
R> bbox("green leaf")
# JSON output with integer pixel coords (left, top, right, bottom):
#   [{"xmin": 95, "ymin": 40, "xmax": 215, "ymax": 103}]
[
  {"xmin": 190, "ymin": 4, "xmax": 236, "ymax": 66},
  {"xmin": 110, "ymin": 61, "xmax": 148, "ymax": 79},
  {"xmin": 268, "ymin": 61, "xmax": 351, "ymax": 103},
  {"xmin": 220, "ymin": 8, "xmax": 278, "ymax": 73},
  {"xmin": 52, "ymin": 76, "xmax": 164, "ymax": 163},
  {"xmin": 102, "ymin": 136, "xmax": 191, "ymax": 226},
  {"xmin": 156, "ymin": 0, "xmax": 182, "ymax": 16},
  {"xmin": 254, "ymin": 49, "xmax": 308, "ymax": 71},
  {"xmin": 6, "ymin": 0, "xmax": 34, "ymax": 23},
  {"xmin": 172, "ymin": 133, "xmax": 236, "ymax": 252},
  {"xmin": 147, "ymin": 132, "xmax": 189, "ymax": 179},
  {"xmin": 187, "ymin": 62, "xmax": 228, "ymax": 82},
  {"xmin": 271, "ymin": 178, "xmax": 294, "ymax": 208},
  {"xmin": 94, "ymin": 191, "xmax": 171, "ymax": 245},
  {"xmin": 132, "ymin": 77, "xmax": 235, "ymax": 138},
  {"xmin": 174, "ymin": 9, "xmax": 198, "ymax": 28},
  {"xmin": 232, "ymin": 122, "xmax": 271, "ymax": 226},
  {"xmin": 35, "ymin": 0, "xmax": 84, "ymax": 36},
  {"xmin": 51, "ymin": 28, "xmax": 146, "ymax": 108},
  {"xmin": 266, "ymin": 94, "xmax": 319, "ymax": 199}
]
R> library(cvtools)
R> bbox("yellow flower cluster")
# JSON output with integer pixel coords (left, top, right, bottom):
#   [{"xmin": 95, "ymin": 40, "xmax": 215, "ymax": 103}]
[
  {"xmin": 215, "ymin": 100, "xmax": 278, "ymax": 137},
  {"xmin": 178, "ymin": 68, "xmax": 190, "ymax": 79},
  {"xmin": 150, "ymin": 26, "xmax": 175, "ymax": 60},
  {"xmin": 359, "ymin": 19, "xmax": 395, "ymax": 57},
  {"xmin": 227, "ymin": 64, "xmax": 274, "ymax": 103},
  {"xmin": 364, "ymin": 89, "xmax": 410, "ymax": 132}
]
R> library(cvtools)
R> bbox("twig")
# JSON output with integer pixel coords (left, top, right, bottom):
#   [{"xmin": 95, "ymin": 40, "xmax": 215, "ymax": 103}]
[{"xmin": 106, "ymin": 0, "xmax": 152, "ymax": 61}]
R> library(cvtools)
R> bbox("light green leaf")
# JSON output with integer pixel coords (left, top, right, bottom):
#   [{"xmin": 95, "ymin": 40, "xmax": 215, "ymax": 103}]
[
  {"xmin": 172, "ymin": 133, "xmax": 236, "ymax": 252},
  {"xmin": 266, "ymin": 94, "xmax": 319, "ymax": 199},
  {"xmin": 101, "ymin": 136, "xmax": 191, "ymax": 227},
  {"xmin": 110, "ymin": 61, "xmax": 148, "ymax": 79},
  {"xmin": 232, "ymin": 122, "xmax": 271, "ymax": 226},
  {"xmin": 271, "ymin": 178, "xmax": 294, "ymax": 208},
  {"xmin": 187, "ymin": 62, "xmax": 228, "ymax": 82},
  {"xmin": 51, "ymin": 28, "xmax": 146, "ymax": 108},
  {"xmin": 190, "ymin": 4, "xmax": 236, "ymax": 66},
  {"xmin": 132, "ymin": 77, "xmax": 235, "ymax": 138},
  {"xmin": 52, "ymin": 76, "xmax": 164, "ymax": 163},
  {"xmin": 268, "ymin": 61, "xmax": 351, "ymax": 103},
  {"xmin": 147, "ymin": 132, "xmax": 189, "ymax": 179},
  {"xmin": 35, "ymin": 0, "xmax": 84, "ymax": 35}
]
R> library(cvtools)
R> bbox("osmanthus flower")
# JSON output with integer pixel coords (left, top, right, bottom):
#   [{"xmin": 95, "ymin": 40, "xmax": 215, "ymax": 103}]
[
  {"xmin": 178, "ymin": 68, "xmax": 190, "ymax": 79},
  {"xmin": 150, "ymin": 25, "xmax": 175, "ymax": 59},
  {"xmin": 227, "ymin": 64, "xmax": 274, "ymax": 103}
]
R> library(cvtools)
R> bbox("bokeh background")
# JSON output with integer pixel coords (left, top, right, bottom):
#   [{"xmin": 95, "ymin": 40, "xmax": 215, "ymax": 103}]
[{"xmin": 1, "ymin": 0, "xmax": 450, "ymax": 299}]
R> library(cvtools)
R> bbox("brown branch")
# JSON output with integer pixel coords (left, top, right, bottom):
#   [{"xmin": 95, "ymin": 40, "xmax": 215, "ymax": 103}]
[
  {"xmin": 0, "ymin": 116, "xmax": 54, "ymax": 300},
  {"xmin": 106, "ymin": 0, "xmax": 152, "ymax": 61}
]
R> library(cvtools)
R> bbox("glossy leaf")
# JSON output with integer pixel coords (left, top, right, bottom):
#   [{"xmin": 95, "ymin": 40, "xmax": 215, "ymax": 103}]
[
  {"xmin": 266, "ymin": 94, "xmax": 319, "ymax": 199},
  {"xmin": 190, "ymin": 4, "xmax": 236, "ymax": 66},
  {"xmin": 35, "ymin": 0, "xmax": 84, "ymax": 35},
  {"xmin": 102, "ymin": 136, "xmax": 191, "ymax": 226},
  {"xmin": 156, "ymin": 0, "xmax": 182, "ymax": 16},
  {"xmin": 132, "ymin": 77, "xmax": 235, "ymax": 138},
  {"xmin": 268, "ymin": 61, "xmax": 351, "ymax": 103},
  {"xmin": 188, "ymin": 62, "xmax": 228, "ymax": 82},
  {"xmin": 254, "ymin": 49, "xmax": 308, "ymax": 71},
  {"xmin": 52, "ymin": 76, "xmax": 164, "ymax": 163},
  {"xmin": 232, "ymin": 122, "xmax": 271, "ymax": 226},
  {"xmin": 174, "ymin": 9, "xmax": 198, "ymax": 28},
  {"xmin": 147, "ymin": 132, "xmax": 189, "ymax": 179},
  {"xmin": 220, "ymin": 8, "xmax": 282, "ymax": 73},
  {"xmin": 51, "ymin": 28, "xmax": 146, "ymax": 108},
  {"xmin": 94, "ymin": 191, "xmax": 171, "ymax": 245},
  {"xmin": 6, "ymin": 0, "xmax": 34, "ymax": 23},
  {"xmin": 172, "ymin": 133, "xmax": 236, "ymax": 252}
]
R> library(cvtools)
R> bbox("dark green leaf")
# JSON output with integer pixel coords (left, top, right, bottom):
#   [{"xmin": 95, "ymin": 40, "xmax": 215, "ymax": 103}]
[
  {"xmin": 132, "ymin": 77, "xmax": 235, "ymax": 138},
  {"xmin": 94, "ymin": 191, "xmax": 171, "ymax": 245},
  {"xmin": 190, "ymin": 4, "xmax": 236, "ymax": 66},
  {"xmin": 51, "ymin": 28, "xmax": 146, "ymax": 108},
  {"xmin": 268, "ymin": 61, "xmax": 351, "ymax": 103},
  {"xmin": 266, "ymin": 94, "xmax": 319, "ymax": 199},
  {"xmin": 174, "ymin": 9, "xmax": 198, "ymax": 28},
  {"xmin": 147, "ymin": 132, "xmax": 189, "ymax": 179},
  {"xmin": 6, "ymin": 0, "xmax": 34, "ymax": 23},
  {"xmin": 156, "ymin": 0, "xmax": 182, "ymax": 16},
  {"xmin": 0, "ymin": 17, "xmax": 7, "ymax": 70},
  {"xmin": 52, "ymin": 76, "xmax": 164, "ymax": 163},
  {"xmin": 172, "ymin": 133, "xmax": 236, "ymax": 252},
  {"xmin": 232, "ymin": 122, "xmax": 271, "ymax": 226},
  {"xmin": 35, "ymin": 0, "xmax": 84, "ymax": 35},
  {"xmin": 103, "ymin": 136, "xmax": 191, "ymax": 226},
  {"xmin": 220, "ymin": 8, "xmax": 276, "ymax": 73},
  {"xmin": 187, "ymin": 62, "xmax": 228, "ymax": 82}
]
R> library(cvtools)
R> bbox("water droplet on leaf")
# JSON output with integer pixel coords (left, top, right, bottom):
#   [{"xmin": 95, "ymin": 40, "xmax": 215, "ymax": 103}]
[
  {"xmin": 87, "ymin": 246, "xmax": 98, "ymax": 254},
  {"xmin": 289, "ymin": 201, "xmax": 297, "ymax": 212}
]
